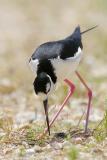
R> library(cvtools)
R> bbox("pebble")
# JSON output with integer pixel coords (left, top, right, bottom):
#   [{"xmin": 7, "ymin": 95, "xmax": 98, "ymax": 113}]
[
  {"xmin": 50, "ymin": 142, "xmax": 63, "ymax": 150},
  {"xmin": 72, "ymin": 137, "xmax": 83, "ymax": 144},
  {"xmin": 26, "ymin": 148, "xmax": 35, "ymax": 155},
  {"xmin": 34, "ymin": 145, "xmax": 43, "ymax": 153}
]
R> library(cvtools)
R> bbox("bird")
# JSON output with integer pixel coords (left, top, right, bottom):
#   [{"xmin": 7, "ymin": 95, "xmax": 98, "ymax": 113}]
[{"xmin": 29, "ymin": 25, "xmax": 97, "ymax": 136}]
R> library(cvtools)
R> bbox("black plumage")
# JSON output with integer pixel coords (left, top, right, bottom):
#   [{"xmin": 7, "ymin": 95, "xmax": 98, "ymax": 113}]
[
  {"xmin": 30, "ymin": 26, "xmax": 83, "ymax": 96},
  {"xmin": 37, "ymin": 59, "xmax": 57, "ymax": 84},
  {"xmin": 33, "ymin": 72, "xmax": 51, "ymax": 94},
  {"xmin": 31, "ymin": 26, "xmax": 82, "ymax": 61},
  {"xmin": 29, "ymin": 25, "xmax": 97, "ymax": 136}
]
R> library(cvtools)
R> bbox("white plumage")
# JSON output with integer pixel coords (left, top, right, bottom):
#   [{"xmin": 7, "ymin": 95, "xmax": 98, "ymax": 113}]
[{"xmin": 29, "ymin": 47, "xmax": 82, "ymax": 81}]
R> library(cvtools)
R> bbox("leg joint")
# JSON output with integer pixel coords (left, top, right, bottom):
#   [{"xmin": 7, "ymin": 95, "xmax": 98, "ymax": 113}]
[
  {"xmin": 88, "ymin": 89, "xmax": 92, "ymax": 98},
  {"xmin": 64, "ymin": 79, "xmax": 75, "ymax": 91},
  {"xmin": 70, "ymin": 84, "xmax": 75, "ymax": 92}
]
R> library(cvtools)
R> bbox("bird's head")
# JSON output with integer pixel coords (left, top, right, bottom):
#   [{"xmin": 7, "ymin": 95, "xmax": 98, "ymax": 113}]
[
  {"xmin": 33, "ymin": 72, "xmax": 52, "ymax": 135},
  {"xmin": 33, "ymin": 72, "xmax": 52, "ymax": 101}
]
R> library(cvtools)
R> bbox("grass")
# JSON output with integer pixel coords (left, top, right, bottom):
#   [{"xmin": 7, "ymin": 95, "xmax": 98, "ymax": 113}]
[
  {"xmin": 0, "ymin": 107, "xmax": 107, "ymax": 159},
  {"xmin": 93, "ymin": 109, "xmax": 107, "ymax": 142},
  {"xmin": 26, "ymin": 128, "xmax": 36, "ymax": 142},
  {"xmin": 68, "ymin": 146, "xmax": 79, "ymax": 160},
  {"xmin": 19, "ymin": 145, "xmax": 26, "ymax": 157}
]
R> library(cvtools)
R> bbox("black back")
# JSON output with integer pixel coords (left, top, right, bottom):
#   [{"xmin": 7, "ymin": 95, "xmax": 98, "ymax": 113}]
[
  {"xmin": 31, "ymin": 41, "xmax": 63, "ymax": 60},
  {"xmin": 31, "ymin": 26, "xmax": 83, "ymax": 61}
]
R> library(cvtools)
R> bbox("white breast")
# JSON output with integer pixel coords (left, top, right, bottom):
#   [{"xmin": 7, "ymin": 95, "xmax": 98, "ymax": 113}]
[
  {"xmin": 51, "ymin": 47, "xmax": 83, "ymax": 81},
  {"xmin": 29, "ymin": 47, "xmax": 83, "ymax": 81}
]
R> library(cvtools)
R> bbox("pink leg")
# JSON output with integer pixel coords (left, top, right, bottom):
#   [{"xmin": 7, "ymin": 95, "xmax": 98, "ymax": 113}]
[
  {"xmin": 42, "ymin": 79, "xmax": 75, "ymax": 136},
  {"xmin": 75, "ymin": 71, "xmax": 92, "ymax": 133}
]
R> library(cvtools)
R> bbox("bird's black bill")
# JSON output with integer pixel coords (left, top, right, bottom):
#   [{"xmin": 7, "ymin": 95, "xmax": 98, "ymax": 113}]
[
  {"xmin": 43, "ymin": 99, "xmax": 50, "ymax": 135},
  {"xmin": 81, "ymin": 25, "xmax": 98, "ymax": 35}
]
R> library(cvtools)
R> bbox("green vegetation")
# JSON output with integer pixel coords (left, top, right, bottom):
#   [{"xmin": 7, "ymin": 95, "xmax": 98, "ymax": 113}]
[
  {"xmin": 19, "ymin": 146, "xmax": 26, "ymax": 157},
  {"xmin": 94, "ymin": 109, "xmax": 107, "ymax": 142},
  {"xmin": 68, "ymin": 147, "xmax": 79, "ymax": 160}
]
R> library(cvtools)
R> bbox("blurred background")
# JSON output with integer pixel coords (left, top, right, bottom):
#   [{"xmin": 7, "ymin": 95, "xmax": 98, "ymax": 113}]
[{"xmin": 0, "ymin": 0, "xmax": 107, "ymax": 128}]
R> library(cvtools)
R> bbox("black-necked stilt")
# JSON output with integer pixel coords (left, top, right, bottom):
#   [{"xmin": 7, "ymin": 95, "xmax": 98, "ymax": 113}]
[{"xmin": 29, "ymin": 25, "xmax": 97, "ymax": 137}]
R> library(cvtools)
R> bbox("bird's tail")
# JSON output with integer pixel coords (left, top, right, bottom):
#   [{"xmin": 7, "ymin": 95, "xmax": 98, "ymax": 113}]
[{"xmin": 81, "ymin": 25, "xmax": 98, "ymax": 35}]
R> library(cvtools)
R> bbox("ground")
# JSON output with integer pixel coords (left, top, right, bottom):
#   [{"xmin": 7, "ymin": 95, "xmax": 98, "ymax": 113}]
[{"xmin": 0, "ymin": 0, "xmax": 107, "ymax": 159}]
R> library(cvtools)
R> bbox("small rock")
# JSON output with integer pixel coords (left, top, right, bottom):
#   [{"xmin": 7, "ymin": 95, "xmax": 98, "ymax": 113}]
[
  {"xmin": 72, "ymin": 137, "xmax": 83, "ymax": 144},
  {"xmin": 62, "ymin": 141, "xmax": 72, "ymax": 149},
  {"xmin": 26, "ymin": 148, "xmax": 35, "ymax": 155},
  {"xmin": 93, "ymin": 148, "xmax": 103, "ymax": 154},
  {"xmin": 50, "ymin": 142, "xmax": 63, "ymax": 150},
  {"xmin": 22, "ymin": 141, "xmax": 29, "ymax": 148},
  {"xmin": 34, "ymin": 145, "xmax": 43, "ymax": 153},
  {"xmin": 46, "ymin": 144, "xmax": 52, "ymax": 150}
]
